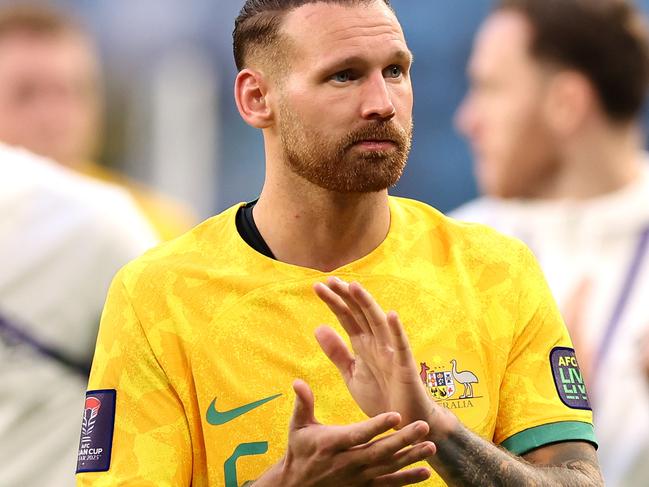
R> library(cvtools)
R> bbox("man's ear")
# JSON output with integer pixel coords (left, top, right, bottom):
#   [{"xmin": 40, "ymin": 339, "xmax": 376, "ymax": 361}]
[
  {"xmin": 543, "ymin": 70, "xmax": 594, "ymax": 137},
  {"xmin": 234, "ymin": 68, "xmax": 274, "ymax": 129}
]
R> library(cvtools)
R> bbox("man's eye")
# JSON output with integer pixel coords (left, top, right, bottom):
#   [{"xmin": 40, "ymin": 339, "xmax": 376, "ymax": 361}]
[
  {"xmin": 332, "ymin": 71, "xmax": 352, "ymax": 83},
  {"xmin": 384, "ymin": 65, "xmax": 403, "ymax": 78}
]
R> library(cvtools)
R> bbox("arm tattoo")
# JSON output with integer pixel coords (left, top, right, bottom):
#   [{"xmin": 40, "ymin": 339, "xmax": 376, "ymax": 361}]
[{"xmin": 428, "ymin": 423, "xmax": 603, "ymax": 486}]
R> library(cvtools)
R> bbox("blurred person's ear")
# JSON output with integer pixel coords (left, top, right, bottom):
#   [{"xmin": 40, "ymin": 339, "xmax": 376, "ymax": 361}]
[
  {"xmin": 542, "ymin": 70, "xmax": 593, "ymax": 138},
  {"xmin": 235, "ymin": 69, "xmax": 274, "ymax": 129}
]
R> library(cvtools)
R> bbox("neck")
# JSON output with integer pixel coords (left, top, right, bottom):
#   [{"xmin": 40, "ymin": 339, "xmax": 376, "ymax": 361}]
[
  {"xmin": 253, "ymin": 158, "xmax": 391, "ymax": 272},
  {"xmin": 530, "ymin": 122, "xmax": 643, "ymax": 200}
]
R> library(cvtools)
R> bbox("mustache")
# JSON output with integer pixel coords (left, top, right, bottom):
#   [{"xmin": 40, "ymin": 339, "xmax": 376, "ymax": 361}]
[{"xmin": 343, "ymin": 122, "xmax": 409, "ymax": 149}]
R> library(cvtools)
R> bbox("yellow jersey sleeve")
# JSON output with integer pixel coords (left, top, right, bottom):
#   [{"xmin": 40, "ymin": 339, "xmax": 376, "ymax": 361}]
[
  {"xmin": 495, "ymin": 244, "xmax": 596, "ymax": 454},
  {"xmin": 76, "ymin": 272, "xmax": 192, "ymax": 486}
]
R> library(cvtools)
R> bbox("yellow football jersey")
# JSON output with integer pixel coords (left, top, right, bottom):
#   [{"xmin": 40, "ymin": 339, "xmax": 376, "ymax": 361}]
[{"xmin": 76, "ymin": 197, "xmax": 595, "ymax": 486}]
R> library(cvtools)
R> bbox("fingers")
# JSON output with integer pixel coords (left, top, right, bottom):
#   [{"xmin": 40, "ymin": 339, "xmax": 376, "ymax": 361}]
[
  {"xmin": 357, "ymin": 419, "xmax": 430, "ymax": 463},
  {"xmin": 372, "ymin": 466, "xmax": 432, "ymax": 486},
  {"xmin": 347, "ymin": 281, "xmax": 394, "ymax": 344},
  {"xmin": 322, "ymin": 278, "xmax": 373, "ymax": 335},
  {"xmin": 386, "ymin": 311, "xmax": 416, "ymax": 367},
  {"xmin": 390, "ymin": 440, "xmax": 436, "ymax": 465},
  {"xmin": 286, "ymin": 408, "xmax": 434, "ymax": 485},
  {"xmin": 290, "ymin": 379, "xmax": 317, "ymax": 430},
  {"xmin": 314, "ymin": 282, "xmax": 365, "ymax": 337},
  {"xmin": 329, "ymin": 412, "xmax": 402, "ymax": 450},
  {"xmin": 365, "ymin": 439, "xmax": 435, "ymax": 480},
  {"xmin": 316, "ymin": 278, "xmax": 417, "ymax": 366},
  {"xmin": 318, "ymin": 278, "xmax": 391, "ymax": 344},
  {"xmin": 314, "ymin": 325, "xmax": 355, "ymax": 382},
  {"xmin": 354, "ymin": 421, "xmax": 434, "ymax": 482}
]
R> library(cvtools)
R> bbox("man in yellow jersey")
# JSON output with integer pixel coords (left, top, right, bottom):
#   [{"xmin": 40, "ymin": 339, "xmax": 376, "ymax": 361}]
[
  {"xmin": 0, "ymin": 5, "xmax": 195, "ymax": 240},
  {"xmin": 76, "ymin": 1, "xmax": 603, "ymax": 485}
]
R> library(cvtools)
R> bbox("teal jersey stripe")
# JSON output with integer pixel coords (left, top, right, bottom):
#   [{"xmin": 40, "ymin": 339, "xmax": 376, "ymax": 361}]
[{"xmin": 501, "ymin": 421, "xmax": 597, "ymax": 455}]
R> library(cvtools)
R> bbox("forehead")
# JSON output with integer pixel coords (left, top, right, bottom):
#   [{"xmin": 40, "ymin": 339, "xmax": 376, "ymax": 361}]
[
  {"xmin": 469, "ymin": 10, "xmax": 535, "ymax": 75},
  {"xmin": 0, "ymin": 31, "xmax": 95, "ymax": 71},
  {"xmin": 281, "ymin": 1, "xmax": 408, "ymax": 66},
  {"xmin": 0, "ymin": 30, "xmax": 88, "ymax": 58}
]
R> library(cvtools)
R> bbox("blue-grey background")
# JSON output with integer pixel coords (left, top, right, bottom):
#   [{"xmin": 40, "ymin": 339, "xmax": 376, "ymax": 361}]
[{"xmin": 42, "ymin": 0, "xmax": 649, "ymax": 215}]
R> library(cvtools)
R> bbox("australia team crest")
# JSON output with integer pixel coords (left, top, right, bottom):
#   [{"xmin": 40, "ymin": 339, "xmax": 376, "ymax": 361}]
[
  {"xmin": 420, "ymin": 359, "xmax": 479, "ymax": 401},
  {"xmin": 421, "ymin": 366, "xmax": 455, "ymax": 400}
]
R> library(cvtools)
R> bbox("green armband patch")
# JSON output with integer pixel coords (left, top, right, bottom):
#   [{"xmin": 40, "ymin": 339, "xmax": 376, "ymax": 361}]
[{"xmin": 501, "ymin": 421, "xmax": 597, "ymax": 455}]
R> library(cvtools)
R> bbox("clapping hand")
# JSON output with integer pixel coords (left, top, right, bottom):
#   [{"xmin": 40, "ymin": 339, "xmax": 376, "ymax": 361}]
[
  {"xmin": 256, "ymin": 379, "xmax": 435, "ymax": 487},
  {"xmin": 313, "ymin": 277, "xmax": 440, "ymax": 431}
]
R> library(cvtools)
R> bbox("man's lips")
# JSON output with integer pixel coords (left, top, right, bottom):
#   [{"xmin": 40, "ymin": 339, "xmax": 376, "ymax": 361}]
[{"xmin": 352, "ymin": 139, "xmax": 398, "ymax": 150}]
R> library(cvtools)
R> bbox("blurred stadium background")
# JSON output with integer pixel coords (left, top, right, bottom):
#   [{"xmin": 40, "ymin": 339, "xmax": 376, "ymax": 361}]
[{"xmin": 37, "ymin": 0, "xmax": 649, "ymax": 218}]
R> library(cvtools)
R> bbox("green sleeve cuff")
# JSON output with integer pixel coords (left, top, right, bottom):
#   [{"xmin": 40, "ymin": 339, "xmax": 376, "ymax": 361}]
[{"xmin": 500, "ymin": 421, "xmax": 598, "ymax": 455}]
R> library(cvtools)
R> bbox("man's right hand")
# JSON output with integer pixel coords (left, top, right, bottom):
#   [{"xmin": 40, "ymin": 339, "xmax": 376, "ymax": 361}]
[{"xmin": 254, "ymin": 379, "xmax": 436, "ymax": 487}]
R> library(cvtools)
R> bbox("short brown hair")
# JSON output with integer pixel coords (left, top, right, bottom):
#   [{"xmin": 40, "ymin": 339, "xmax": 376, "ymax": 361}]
[
  {"xmin": 0, "ymin": 3, "xmax": 86, "ymax": 40},
  {"xmin": 497, "ymin": 0, "xmax": 649, "ymax": 122},
  {"xmin": 233, "ymin": 0, "xmax": 392, "ymax": 72}
]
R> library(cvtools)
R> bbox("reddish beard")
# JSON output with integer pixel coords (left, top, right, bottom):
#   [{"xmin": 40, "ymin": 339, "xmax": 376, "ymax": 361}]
[{"xmin": 280, "ymin": 113, "xmax": 413, "ymax": 193}]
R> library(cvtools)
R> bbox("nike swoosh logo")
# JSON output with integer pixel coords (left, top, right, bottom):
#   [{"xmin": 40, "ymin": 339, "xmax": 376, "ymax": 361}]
[{"xmin": 206, "ymin": 393, "xmax": 281, "ymax": 425}]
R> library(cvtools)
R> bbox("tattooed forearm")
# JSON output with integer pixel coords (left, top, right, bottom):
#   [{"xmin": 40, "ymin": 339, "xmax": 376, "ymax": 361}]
[
  {"xmin": 523, "ymin": 441, "xmax": 603, "ymax": 486},
  {"xmin": 427, "ymin": 423, "xmax": 603, "ymax": 487}
]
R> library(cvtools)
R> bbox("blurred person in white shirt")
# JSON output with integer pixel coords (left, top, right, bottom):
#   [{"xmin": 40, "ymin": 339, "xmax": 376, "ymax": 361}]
[
  {"xmin": 452, "ymin": 0, "xmax": 649, "ymax": 484},
  {"xmin": 0, "ymin": 4, "xmax": 195, "ymax": 240},
  {"xmin": 0, "ymin": 143, "xmax": 157, "ymax": 486}
]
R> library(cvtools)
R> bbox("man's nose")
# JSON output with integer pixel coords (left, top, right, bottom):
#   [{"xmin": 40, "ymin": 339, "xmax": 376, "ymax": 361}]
[{"xmin": 360, "ymin": 73, "xmax": 396, "ymax": 121}]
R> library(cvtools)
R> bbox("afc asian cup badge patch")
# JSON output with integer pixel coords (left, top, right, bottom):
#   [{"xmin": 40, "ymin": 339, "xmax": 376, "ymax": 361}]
[
  {"xmin": 76, "ymin": 389, "xmax": 116, "ymax": 473},
  {"xmin": 550, "ymin": 347, "xmax": 591, "ymax": 410}
]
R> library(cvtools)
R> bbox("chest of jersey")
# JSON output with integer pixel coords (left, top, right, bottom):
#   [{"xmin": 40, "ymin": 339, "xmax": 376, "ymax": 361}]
[{"xmin": 168, "ymin": 274, "xmax": 508, "ymax": 486}]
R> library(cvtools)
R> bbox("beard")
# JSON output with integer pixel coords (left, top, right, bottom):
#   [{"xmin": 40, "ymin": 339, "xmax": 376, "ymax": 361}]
[{"xmin": 279, "ymin": 105, "xmax": 412, "ymax": 193}]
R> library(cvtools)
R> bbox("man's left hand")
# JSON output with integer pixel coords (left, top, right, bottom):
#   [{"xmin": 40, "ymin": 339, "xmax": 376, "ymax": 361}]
[{"xmin": 313, "ymin": 277, "xmax": 451, "ymax": 433}]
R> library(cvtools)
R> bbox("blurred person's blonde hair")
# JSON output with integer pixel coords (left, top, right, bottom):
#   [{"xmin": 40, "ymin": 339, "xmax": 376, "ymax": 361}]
[
  {"xmin": 0, "ymin": 3, "xmax": 197, "ymax": 240},
  {"xmin": 0, "ymin": 2, "xmax": 103, "ymax": 166},
  {"xmin": 0, "ymin": 3, "xmax": 84, "ymax": 38}
]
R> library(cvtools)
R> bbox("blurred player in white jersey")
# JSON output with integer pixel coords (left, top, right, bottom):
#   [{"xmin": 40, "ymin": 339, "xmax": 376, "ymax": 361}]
[
  {"xmin": 0, "ymin": 4, "xmax": 196, "ymax": 240},
  {"xmin": 452, "ymin": 0, "xmax": 649, "ymax": 484},
  {"xmin": 0, "ymin": 143, "xmax": 157, "ymax": 486}
]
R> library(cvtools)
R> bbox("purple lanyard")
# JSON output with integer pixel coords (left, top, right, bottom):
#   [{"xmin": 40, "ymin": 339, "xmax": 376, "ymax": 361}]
[
  {"xmin": 0, "ymin": 311, "xmax": 90, "ymax": 376},
  {"xmin": 591, "ymin": 226, "xmax": 649, "ymax": 385}
]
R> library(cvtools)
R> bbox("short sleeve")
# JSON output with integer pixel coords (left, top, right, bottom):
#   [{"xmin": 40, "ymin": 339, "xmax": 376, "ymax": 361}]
[
  {"xmin": 495, "ymin": 244, "xmax": 596, "ymax": 455},
  {"xmin": 76, "ymin": 272, "xmax": 192, "ymax": 486}
]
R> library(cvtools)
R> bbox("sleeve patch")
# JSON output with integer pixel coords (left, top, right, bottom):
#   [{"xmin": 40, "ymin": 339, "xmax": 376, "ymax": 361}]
[
  {"xmin": 550, "ymin": 347, "xmax": 591, "ymax": 410},
  {"xmin": 501, "ymin": 421, "xmax": 597, "ymax": 455},
  {"xmin": 76, "ymin": 389, "xmax": 116, "ymax": 473}
]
